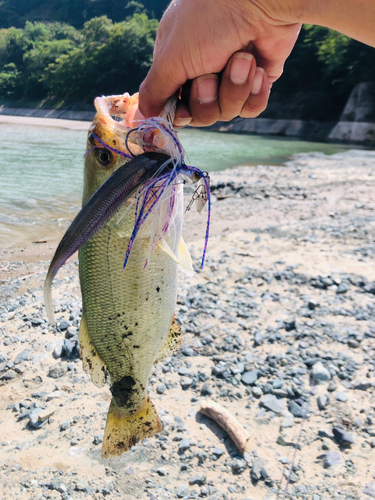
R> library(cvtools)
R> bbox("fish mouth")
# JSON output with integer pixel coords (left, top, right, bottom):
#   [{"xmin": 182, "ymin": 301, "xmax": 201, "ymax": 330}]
[
  {"xmin": 89, "ymin": 93, "xmax": 142, "ymax": 158},
  {"xmin": 88, "ymin": 93, "xmax": 178, "ymax": 158}
]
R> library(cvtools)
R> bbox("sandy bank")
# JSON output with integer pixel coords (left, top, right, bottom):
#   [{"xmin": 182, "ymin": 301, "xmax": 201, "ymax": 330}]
[{"xmin": 0, "ymin": 114, "xmax": 91, "ymax": 130}]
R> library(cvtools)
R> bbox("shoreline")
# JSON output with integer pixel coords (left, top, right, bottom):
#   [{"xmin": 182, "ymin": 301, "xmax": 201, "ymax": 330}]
[{"xmin": 0, "ymin": 114, "xmax": 91, "ymax": 130}]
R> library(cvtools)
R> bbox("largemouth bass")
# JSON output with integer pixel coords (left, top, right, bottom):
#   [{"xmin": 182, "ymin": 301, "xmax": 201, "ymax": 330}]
[{"xmin": 45, "ymin": 93, "xmax": 208, "ymax": 458}]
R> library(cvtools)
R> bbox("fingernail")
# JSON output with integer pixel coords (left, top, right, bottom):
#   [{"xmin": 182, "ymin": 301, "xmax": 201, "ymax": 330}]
[
  {"xmin": 197, "ymin": 75, "xmax": 218, "ymax": 104},
  {"xmin": 251, "ymin": 68, "xmax": 264, "ymax": 95},
  {"xmin": 230, "ymin": 53, "xmax": 253, "ymax": 84},
  {"xmin": 174, "ymin": 117, "xmax": 192, "ymax": 128}
]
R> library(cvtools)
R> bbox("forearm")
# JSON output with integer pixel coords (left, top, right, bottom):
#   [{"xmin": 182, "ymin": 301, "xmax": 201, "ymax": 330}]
[{"xmin": 280, "ymin": 0, "xmax": 375, "ymax": 46}]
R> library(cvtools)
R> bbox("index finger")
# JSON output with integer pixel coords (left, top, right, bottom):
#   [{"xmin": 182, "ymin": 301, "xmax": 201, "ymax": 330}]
[{"xmin": 139, "ymin": 58, "xmax": 187, "ymax": 118}]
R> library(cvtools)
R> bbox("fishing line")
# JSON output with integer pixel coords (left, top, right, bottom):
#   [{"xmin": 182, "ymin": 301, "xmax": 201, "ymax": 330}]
[
  {"xmin": 91, "ymin": 133, "xmax": 133, "ymax": 159},
  {"xmin": 89, "ymin": 117, "xmax": 211, "ymax": 271}
]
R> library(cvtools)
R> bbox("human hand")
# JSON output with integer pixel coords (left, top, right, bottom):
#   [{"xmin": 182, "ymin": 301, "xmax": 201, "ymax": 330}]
[{"xmin": 138, "ymin": 0, "xmax": 301, "ymax": 127}]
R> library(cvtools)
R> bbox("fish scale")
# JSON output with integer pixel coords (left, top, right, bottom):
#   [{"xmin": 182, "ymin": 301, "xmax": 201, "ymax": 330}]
[{"xmin": 79, "ymin": 225, "xmax": 177, "ymax": 386}]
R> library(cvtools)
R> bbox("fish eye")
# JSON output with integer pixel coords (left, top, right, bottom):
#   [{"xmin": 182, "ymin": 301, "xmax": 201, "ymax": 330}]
[{"xmin": 96, "ymin": 148, "xmax": 113, "ymax": 167}]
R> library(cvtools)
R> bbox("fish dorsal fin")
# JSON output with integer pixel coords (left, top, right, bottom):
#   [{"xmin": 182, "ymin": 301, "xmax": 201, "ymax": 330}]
[
  {"xmin": 157, "ymin": 236, "xmax": 194, "ymax": 276},
  {"xmin": 79, "ymin": 313, "xmax": 107, "ymax": 388}
]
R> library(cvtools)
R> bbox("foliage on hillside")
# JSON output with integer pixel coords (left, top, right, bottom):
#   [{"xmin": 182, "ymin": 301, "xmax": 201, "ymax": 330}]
[
  {"xmin": 0, "ymin": 15, "xmax": 157, "ymax": 100},
  {"xmin": 0, "ymin": 0, "xmax": 169, "ymax": 28}
]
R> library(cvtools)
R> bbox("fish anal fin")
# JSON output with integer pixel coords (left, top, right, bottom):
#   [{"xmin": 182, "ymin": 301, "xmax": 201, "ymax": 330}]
[
  {"xmin": 154, "ymin": 316, "xmax": 182, "ymax": 365},
  {"xmin": 177, "ymin": 236, "xmax": 194, "ymax": 276},
  {"xmin": 79, "ymin": 314, "xmax": 107, "ymax": 388},
  {"xmin": 101, "ymin": 396, "xmax": 162, "ymax": 458},
  {"xmin": 157, "ymin": 236, "xmax": 194, "ymax": 277}
]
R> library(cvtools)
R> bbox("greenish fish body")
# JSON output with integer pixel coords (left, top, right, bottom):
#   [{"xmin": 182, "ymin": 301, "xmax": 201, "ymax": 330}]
[{"xmin": 78, "ymin": 94, "xmax": 191, "ymax": 458}]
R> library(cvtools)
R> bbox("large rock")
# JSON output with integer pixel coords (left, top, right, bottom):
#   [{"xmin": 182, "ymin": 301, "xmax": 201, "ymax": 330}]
[
  {"xmin": 340, "ymin": 82, "xmax": 375, "ymax": 122},
  {"xmin": 329, "ymin": 83, "xmax": 375, "ymax": 143}
]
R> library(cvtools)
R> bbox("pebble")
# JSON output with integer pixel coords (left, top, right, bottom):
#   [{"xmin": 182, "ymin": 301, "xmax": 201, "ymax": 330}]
[
  {"xmin": 156, "ymin": 384, "xmax": 166, "ymax": 394},
  {"xmin": 176, "ymin": 484, "xmax": 190, "ymax": 498},
  {"xmin": 0, "ymin": 369, "xmax": 16, "ymax": 380},
  {"xmin": 312, "ymin": 362, "xmax": 331, "ymax": 384},
  {"xmin": 212, "ymin": 447, "xmax": 225, "ymax": 457},
  {"xmin": 58, "ymin": 320, "xmax": 70, "ymax": 331},
  {"xmin": 259, "ymin": 394, "xmax": 286, "ymax": 414},
  {"xmin": 241, "ymin": 369, "xmax": 258, "ymax": 386},
  {"xmin": 180, "ymin": 376, "xmax": 193, "ymax": 389},
  {"xmin": 332, "ymin": 427, "xmax": 355, "ymax": 446},
  {"xmin": 252, "ymin": 387, "xmax": 263, "ymax": 397},
  {"xmin": 232, "ymin": 458, "xmax": 247, "ymax": 474},
  {"xmin": 335, "ymin": 391, "xmax": 348, "ymax": 402},
  {"xmin": 363, "ymin": 483, "xmax": 375, "ymax": 498},
  {"xmin": 66, "ymin": 326, "xmax": 78, "ymax": 338},
  {"xmin": 182, "ymin": 347, "xmax": 194, "ymax": 356},
  {"xmin": 48, "ymin": 363, "xmax": 68, "ymax": 379},
  {"xmin": 317, "ymin": 394, "xmax": 329, "ymax": 410},
  {"xmin": 189, "ymin": 475, "xmax": 206, "ymax": 485},
  {"xmin": 14, "ymin": 349, "xmax": 31, "ymax": 364},
  {"xmin": 201, "ymin": 383, "xmax": 214, "ymax": 396},
  {"xmin": 75, "ymin": 480, "xmax": 88, "ymax": 492},
  {"xmin": 155, "ymin": 467, "xmax": 167, "ymax": 476},
  {"xmin": 178, "ymin": 439, "xmax": 192, "ymax": 452},
  {"xmin": 251, "ymin": 458, "xmax": 269, "ymax": 481},
  {"xmin": 281, "ymin": 411, "xmax": 295, "ymax": 428},
  {"xmin": 323, "ymin": 451, "xmax": 343, "ymax": 468},
  {"xmin": 93, "ymin": 434, "xmax": 104, "ymax": 445},
  {"xmin": 327, "ymin": 381, "xmax": 338, "ymax": 392},
  {"xmin": 288, "ymin": 400, "xmax": 307, "ymax": 418},
  {"xmin": 37, "ymin": 406, "xmax": 55, "ymax": 422}
]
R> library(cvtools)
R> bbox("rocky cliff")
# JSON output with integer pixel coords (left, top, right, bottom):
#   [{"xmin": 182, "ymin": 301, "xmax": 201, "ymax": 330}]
[{"xmin": 213, "ymin": 82, "xmax": 375, "ymax": 145}]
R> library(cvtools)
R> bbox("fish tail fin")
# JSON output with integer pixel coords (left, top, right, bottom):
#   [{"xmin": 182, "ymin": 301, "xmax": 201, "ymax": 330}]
[
  {"xmin": 43, "ymin": 270, "xmax": 55, "ymax": 325},
  {"xmin": 101, "ymin": 396, "xmax": 162, "ymax": 459}
]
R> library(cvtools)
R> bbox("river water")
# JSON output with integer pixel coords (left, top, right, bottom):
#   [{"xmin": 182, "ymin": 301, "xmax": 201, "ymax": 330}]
[{"xmin": 0, "ymin": 122, "xmax": 359, "ymax": 248}]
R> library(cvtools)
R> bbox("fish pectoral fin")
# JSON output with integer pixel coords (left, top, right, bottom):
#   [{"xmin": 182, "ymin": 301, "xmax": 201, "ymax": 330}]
[
  {"xmin": 101, "ymin": 396, "xmax": 162, "ymax": 458},
  {"xmin": 79, "ymin": 313, "xmax": 107, "ymax": 388},
  {"xmin": 154, "ymin": 316, "xmax": 182, "ymax": 364},
  {"xmin": 157, "ymin": 236, "xmax": 194, "ymax": 276}
]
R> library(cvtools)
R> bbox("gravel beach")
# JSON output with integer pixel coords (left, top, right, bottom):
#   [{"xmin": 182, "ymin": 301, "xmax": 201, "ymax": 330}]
[{"xmin": 1, "ymin": 149, "xmax": 375, "ymax": 500}]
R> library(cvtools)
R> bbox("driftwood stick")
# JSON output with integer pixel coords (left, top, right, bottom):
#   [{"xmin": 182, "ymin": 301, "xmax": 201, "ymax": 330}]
[{"xmin": 200, "ymin": 399, "xmax": 251, "ymax": 455}]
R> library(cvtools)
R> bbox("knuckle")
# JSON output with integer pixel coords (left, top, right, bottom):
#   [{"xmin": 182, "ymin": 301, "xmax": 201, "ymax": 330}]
[
  {"xmin": 220, "ymin": 93, "xmax": 246, "ymax": 108},
  {"xmin": 240, "ymin": 103, "xmax": 267, "ymax": 119}
]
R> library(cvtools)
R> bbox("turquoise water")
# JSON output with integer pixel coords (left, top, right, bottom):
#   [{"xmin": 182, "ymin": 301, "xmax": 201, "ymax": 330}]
[{"xmin": 0, "ymin": 122, "xmax": 358, "ymax": 247}]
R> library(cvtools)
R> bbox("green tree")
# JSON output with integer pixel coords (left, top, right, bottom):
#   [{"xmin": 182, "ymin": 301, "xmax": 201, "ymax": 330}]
[{"xmin": 45, "ymin": 14, "xmax": 157, "ymax": 99}]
